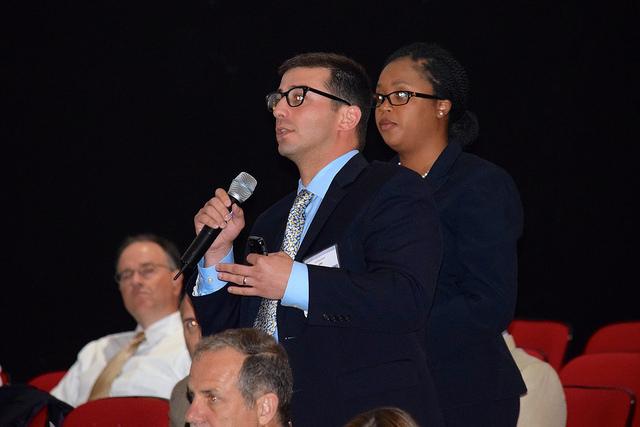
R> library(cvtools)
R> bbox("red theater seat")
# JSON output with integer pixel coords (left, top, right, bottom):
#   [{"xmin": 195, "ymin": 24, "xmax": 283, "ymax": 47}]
[
  {"xmin": 63, "ymin": 396, "xmax": 170, "ymax": 426},
  {"xmin": 560, "ymin": 353, "xmax": 640, "ymax": 427},
  {"xmin": 508, "ymin": 319, "xmax": 572, "ymax": 371},
  {"xmin": 563, "ymin": 385, "xmax": 635, "ymax": 427},
  {"xmin": 584, "ymin": 321, "xmax": 640, "ymax": 355},
  {"xmin": 27, "ymin": 370, "xmax": 67, "ymax": 393}
]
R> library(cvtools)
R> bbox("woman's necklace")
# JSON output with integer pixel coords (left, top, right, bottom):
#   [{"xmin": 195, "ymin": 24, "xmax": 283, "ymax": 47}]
[{"xmin": 398, "ymin": 161, "xmax": 428, "ymax": 178}]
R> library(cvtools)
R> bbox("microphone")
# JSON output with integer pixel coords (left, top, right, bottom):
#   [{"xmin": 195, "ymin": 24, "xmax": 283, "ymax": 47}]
[{"xmin": 174, "ymin": 172, "xmax": 258, "ymax": 280}]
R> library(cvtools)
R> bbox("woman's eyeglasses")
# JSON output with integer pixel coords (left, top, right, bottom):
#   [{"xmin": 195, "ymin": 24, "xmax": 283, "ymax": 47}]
[{"xmin": 374, "ymin": 90, "xmax": 442, "ymax": 107}]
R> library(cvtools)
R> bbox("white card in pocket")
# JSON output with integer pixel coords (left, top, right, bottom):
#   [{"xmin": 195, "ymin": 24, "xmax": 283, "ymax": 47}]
[{"xmin": 303, "ymin": 244, "xmax": 340, "ymax": 268}]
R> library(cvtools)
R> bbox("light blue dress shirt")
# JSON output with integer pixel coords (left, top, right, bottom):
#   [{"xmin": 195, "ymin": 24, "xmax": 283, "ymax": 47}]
[{"xmin": 194, "ymin": 150, "xmax": 358, "ymax": 328}]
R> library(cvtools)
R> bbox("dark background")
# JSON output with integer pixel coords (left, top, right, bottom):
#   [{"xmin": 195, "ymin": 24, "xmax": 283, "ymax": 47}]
[{"xmin": 4, "ymin": 0, "xmax": 638, "ymax": 383}]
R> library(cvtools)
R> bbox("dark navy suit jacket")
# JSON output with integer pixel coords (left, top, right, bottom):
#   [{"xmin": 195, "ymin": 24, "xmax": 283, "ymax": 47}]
[
  {"xmin": 415, "ymin": 141, "xmax": 527, "ymax": 414},
  {"xmin": 190, "ymin": 154, "xmax": 444, "ymax": 427}
]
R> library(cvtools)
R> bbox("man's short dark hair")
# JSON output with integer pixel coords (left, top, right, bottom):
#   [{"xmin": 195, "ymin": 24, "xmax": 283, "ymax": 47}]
[
  {"xmin": 278, "ymin": 52, "xmax": 372, "ymax": 151},
  {"xmin": 193, "ymin": 328, "xmax": 293, "ymax": 425},
  {"xmin": 115, "ymin": 233, "xmax": 181, "ymax": 270}
]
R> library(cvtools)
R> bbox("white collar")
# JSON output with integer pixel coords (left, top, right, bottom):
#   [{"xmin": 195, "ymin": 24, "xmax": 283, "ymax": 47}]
[{"xmin": 135, "ymin": 311, "xmax": 181, "ymax": 345}]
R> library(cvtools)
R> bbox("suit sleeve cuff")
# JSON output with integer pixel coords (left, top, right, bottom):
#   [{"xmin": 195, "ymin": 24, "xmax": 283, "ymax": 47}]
[{"xmin": 193, "ymin": 248, "xmax": 234, "ymax": 296}]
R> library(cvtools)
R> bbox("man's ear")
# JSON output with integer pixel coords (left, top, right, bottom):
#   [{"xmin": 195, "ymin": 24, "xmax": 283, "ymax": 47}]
[
  {"xmin": 256, "ymin": 392, "xmax": 279, "ymax": 426},
  {"xmin": 171, "ymin": 274, "xmax": 183, "ymax": 296},
  {"xmin": 337, "ymin": 105, "xmax": 362, "ymax": 132}
]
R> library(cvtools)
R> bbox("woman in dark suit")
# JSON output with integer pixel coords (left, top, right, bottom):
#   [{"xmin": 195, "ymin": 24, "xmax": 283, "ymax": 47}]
[{"xmin": 374, "ymin": 42, "xmax": 526, "ymax": 426}]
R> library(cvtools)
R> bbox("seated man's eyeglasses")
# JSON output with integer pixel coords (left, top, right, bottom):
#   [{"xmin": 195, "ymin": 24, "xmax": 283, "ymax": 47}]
[
  {"xmin": 266, "ymin": 86, "xmax": 351, "ymax": 112},
  {"xmin": 374, "ymin": 90, "xmax": 443, "ymax": 107},
  {"xmin": 115, "ymin": 263, "xmax": 173, "ymax": 283}
]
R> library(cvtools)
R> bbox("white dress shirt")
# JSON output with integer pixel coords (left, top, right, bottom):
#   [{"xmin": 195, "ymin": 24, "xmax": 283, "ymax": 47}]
[
  {"xmin": 503, "ymin": 331, "xmax": 567, "ymax": 427},
  {"xmin": 51, "ymin": 311, "xmax": 190, "ymax": 407}
]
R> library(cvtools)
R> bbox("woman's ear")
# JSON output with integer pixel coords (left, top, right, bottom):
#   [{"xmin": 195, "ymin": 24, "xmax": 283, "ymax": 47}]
[{"xmin": 436, "ymin": 99, "xmax": 452, "ymax": 118}]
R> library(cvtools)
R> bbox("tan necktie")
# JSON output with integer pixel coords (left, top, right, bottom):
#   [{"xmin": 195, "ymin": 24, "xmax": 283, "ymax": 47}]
[{"xmin": 88, "ymin": 331, "xmax": 145, "ymax": 401}]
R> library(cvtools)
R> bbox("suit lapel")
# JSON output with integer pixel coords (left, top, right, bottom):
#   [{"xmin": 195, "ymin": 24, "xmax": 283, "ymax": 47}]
[{"xmin": 295, "ymin": 154, "xmax": 369, "ymax": 260}]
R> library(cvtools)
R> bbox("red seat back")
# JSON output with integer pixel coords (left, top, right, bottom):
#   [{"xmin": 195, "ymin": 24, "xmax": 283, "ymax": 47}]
[
  {"xmin": 0, "ymin": 368, "xmax": 9, "ymax": 385},
  {"xmin": 63, "ymin": 396, "xmax": 170, "ymax": 426},
  {"xmin": 564, "ymin": 385, "xmax": 635, "ymax": 427},
  {"xmin": 521, "ymin": 347, "xmax": 547, "ymax": 362},
  {"xmin": 27, "ymin": 370, "xmax": 67, "ymax": 392},
  {"xmin": 508, "ymin": 319, "xmax": 572, "ymax": 371},
  {"xmin": 28, "ymin": 407, "xmax": 48, "ymax": 427},
  {"xmin": 560, "ymin": 353, "xmax": 640, "ymax": 427},
  {"xmin": 585, "ymin": 321, "xmax": 640, "ymax": 355}
]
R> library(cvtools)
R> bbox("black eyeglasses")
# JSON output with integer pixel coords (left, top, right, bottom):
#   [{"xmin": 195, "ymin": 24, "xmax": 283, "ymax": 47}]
[
  {"xmin": 115, "ymin": 263, "xmax": 173, "ymax": 283},
  {"xmin": 374, "ymin": 90, "xmax": 442, "ymax": 107},
  {"xmin": 266, "ymin": 86, "xmax": 351, "ymax": 112}
]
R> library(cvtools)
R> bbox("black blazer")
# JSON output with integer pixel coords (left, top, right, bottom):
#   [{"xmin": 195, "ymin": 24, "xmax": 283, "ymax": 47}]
[
  {"xmin": 190, "ymin": 154, "xmax": 445, "ymax": 427},
  {"xmin": 416, "ymin": 142, "xmax": 527, "ymax": 411}
]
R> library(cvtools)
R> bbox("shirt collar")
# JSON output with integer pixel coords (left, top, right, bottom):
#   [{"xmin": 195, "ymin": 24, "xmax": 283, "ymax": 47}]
[
  {"xmin": 297, "ymin": 150, "xmax": 358, "ymax": 199},
  {"xmin": 135, "ymin": 311, "xmax": 181, "ymax": 345},
  {"xmin": 502, "ymin": 331, "xmax": 516, "ymax": 351}
]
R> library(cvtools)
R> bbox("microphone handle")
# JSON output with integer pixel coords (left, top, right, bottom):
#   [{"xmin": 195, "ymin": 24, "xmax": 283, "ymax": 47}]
[{"xmin": 174, "ymin": 196, "xmax": 240, "ymax": 280}]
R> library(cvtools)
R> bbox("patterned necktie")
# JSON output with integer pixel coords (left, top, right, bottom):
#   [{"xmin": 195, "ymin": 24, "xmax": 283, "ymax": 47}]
[
  {"xmin": 254, "ymin": 189, "xmax": 314, "ymax": 335},
  {"xmin": 88, "ymin": 331, "xmax": 145, "ymax": 401}
]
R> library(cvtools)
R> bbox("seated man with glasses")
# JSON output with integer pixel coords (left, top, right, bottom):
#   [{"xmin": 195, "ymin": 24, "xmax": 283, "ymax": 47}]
[{"xmin": 51, "ymin": 233, "xmax": 191, "ymax": 407}]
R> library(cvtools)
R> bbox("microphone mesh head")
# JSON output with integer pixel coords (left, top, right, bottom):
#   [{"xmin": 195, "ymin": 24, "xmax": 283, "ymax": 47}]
[{"xmin": 228, "ymin": 172, "xmax": 257, "ymax": 203}]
